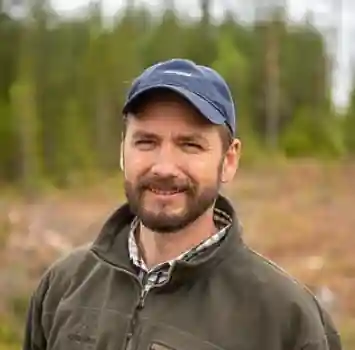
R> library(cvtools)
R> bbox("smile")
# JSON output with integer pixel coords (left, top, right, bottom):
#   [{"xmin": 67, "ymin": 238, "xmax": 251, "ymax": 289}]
[{"xmin": 148, "ymin": 188, "xmax": 184, "ymax": 195}]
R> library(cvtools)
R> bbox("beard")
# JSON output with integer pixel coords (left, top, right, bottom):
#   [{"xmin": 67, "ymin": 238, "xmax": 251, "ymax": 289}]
[{"xmin": 124, "ymin": 168, "xmax": 222, "ymax": 234}]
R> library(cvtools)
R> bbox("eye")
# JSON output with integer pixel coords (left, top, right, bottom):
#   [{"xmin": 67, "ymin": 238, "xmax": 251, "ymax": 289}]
[
  {"xmin": 182, "ymin": 142, "xmax": 203, "ymax": 152},
  {"xmin": 134, "ymin": 139, "xmax": 156, "ymax": 150}
]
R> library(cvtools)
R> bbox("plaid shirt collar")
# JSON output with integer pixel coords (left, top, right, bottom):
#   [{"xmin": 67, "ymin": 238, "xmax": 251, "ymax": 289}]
[{"xmin": 128, "ymin": 207, "xmax": 232, "ymax": 274}]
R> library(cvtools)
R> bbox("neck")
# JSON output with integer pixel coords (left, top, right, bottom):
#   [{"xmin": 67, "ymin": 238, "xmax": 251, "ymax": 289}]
[{"xmin": 137, "ymin": 207, "xmax": 218, "ymax": 269}]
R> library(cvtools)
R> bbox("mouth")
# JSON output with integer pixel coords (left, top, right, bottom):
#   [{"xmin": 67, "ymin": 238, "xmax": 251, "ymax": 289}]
[{"xmin": 147, "ymin": 187, "xmax": 185, "ymax": 196}]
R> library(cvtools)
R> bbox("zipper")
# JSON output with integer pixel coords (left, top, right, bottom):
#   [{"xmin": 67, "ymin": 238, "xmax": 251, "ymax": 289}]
[
  {"xmin": 90, "ymin": 250, "xmax": 149, "ymax": 350},
  {"xmin": 90, "ymin": 250, "xmax": 175, "ymax": 350},
  {"xmin": 124, "ymin": 284, "xmax": 151, "ymax": 350}
]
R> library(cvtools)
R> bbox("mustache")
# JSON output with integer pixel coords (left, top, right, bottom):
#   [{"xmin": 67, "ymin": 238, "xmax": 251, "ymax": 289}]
[{"xmin": 138, "ymin": 175, "xmax": 192, "ymax": 192}]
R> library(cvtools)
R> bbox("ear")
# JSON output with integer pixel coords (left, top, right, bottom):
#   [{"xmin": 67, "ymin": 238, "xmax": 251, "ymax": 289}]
[
  {"xmin": 120, "ymin": 140, "xmax": 124, "ymax": 172},
  {"xmin": 221, "ymin": 139, "xmax": 241, "ymax": 183}
]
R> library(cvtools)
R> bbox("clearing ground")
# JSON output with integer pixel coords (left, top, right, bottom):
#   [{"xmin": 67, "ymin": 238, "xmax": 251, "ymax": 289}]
[{"xmin": 1, "ymin": 159, "xmax": 354, "ymax": 348}]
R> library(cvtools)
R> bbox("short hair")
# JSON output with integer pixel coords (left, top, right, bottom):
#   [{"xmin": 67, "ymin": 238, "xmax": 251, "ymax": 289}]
[{"xmin": 217, "ymin": 125, "xmax": 234, "ymax": 153}]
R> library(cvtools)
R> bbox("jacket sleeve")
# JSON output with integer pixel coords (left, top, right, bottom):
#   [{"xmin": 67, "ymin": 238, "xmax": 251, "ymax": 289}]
[
  {"xmin": 22, "ymin": 273, "xmax": 50, "ymax": 350},
  {"xmin": 319, "ymin": 307, "xmax": 342, "ymax": 350},
  {"xmin": 296, "ymin": 301, "xmax": 343, "ymax": 350}
]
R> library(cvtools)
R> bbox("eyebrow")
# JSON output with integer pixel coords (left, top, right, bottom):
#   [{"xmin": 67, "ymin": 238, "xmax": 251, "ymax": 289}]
[
  {"xmin": 130, "ymin": 129, "xmax": 210, "ymax": 148},
  {"xmin": 175, "ymin": 132, "xmax": 209, "ymax": 144},
  {"xmin": 131, "ymin": 130, "xmax": 159, "ymax": 140}
]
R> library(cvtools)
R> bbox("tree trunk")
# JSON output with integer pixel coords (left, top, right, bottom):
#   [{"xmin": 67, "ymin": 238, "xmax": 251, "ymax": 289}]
[
  {"xmin": 12, "ymin": 16, "xmax": 42, "ymax": 199},
  {"xmin": 265, "ymin": 18, "xmax": 280, "ymax": 149}
]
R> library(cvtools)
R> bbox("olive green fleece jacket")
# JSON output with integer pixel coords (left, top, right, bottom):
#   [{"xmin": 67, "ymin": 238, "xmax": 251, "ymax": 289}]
[{"xmin": 22, "ymin": 195, "xmax": 342, "ymax": 350}]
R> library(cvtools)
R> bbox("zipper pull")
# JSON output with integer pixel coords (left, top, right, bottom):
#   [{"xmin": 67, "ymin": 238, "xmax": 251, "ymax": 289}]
[{"xmin": 138, "ymin": 288, "xmax": 148, "ymax": 309}]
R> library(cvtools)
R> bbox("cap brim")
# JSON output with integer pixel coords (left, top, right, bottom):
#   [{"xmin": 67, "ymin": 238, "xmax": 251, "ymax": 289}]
[{"xmin": 123, "ymin": 85, "xmax": 225, "ymax": 126}]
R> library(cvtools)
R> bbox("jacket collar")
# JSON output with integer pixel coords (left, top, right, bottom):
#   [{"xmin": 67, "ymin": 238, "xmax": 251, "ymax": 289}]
[{"xmin": 90, "ymin": 194, "xmax": 245, "ymax": 278}]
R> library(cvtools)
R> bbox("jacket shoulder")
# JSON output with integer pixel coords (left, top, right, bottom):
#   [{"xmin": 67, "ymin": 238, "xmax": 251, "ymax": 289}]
[
  {"xmin": 47, "ymin": 243, "xmax": 93, "ymax": 280},
  {"xmin": 31, "ymin": 244, "xmax": 95, "ymax": 305},
  {"xmin": 242, "ymin": 247, "xmax": 342, "ymax": 349},
  {"xmin": 246, "ymin": 248, "xmax": 327, "ymax": 308}
]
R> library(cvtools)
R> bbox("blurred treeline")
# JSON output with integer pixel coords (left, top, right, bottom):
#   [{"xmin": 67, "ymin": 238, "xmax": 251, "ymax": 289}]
[{"xmin": 1, "ymin": 0, "xmax": 355, "ymax": 193}]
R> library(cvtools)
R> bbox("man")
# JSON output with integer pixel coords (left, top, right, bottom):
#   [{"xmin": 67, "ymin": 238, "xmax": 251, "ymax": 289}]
[{"xmin": 23, "ymin": 58, "xmax": 342, "ymax": 350}]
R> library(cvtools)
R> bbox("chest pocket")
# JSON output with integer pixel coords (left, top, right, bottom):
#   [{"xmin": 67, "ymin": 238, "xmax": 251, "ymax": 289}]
[
  {"xmin": 149, "ymin": 342, "xmax": 176, "ymax": 350},
  {"xmin": 140, "ymin": 324, "xmax": 225, "ymax": 350}
]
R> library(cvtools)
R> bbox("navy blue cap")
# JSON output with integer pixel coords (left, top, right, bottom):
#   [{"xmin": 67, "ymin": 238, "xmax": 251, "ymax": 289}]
[{"xmin": 122, "ymin": 59, "xmax": 236, "ymax": 135}]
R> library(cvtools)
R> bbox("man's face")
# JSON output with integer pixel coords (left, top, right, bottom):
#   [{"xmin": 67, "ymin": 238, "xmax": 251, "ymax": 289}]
[{"xmin": 122, "ymin": 91, "xmax": 239, "ymax": 233}]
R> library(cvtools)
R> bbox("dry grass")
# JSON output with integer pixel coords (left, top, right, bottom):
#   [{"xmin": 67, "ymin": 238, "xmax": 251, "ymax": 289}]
[
  {"xmin": 227, "ymin": 161, "xmax": 355, "ymax": 317},
  {"xmin": 1, "ymin": 159, "xmax": 354, "ymax": 348}
]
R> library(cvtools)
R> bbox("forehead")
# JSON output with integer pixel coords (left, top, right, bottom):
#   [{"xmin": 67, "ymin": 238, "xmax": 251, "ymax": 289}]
[{"xmin": 126, "ymin": 89, "xmax": 214, "ymax": 131}]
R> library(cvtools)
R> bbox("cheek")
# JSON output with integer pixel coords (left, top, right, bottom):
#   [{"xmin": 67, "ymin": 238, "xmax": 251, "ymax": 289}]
[
  {"xmin": 185, "ymin": 157, "xmax": 221, "ymax": 185},
  {"xmin": 123, "ymin": 149, "xmax": 152, "ymax": 179}
]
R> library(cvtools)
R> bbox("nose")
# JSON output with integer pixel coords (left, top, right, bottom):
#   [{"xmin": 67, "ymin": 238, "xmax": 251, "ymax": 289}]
[
  {"xmin": 150, "ymin": 160, "xmax": 180, "ymax": 178},
  {"xmin": 150, "ymin": 145, "xmax": 180, "ymax": 177}
]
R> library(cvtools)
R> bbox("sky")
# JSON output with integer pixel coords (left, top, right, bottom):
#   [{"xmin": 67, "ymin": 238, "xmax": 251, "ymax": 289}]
[{"xmin": 49, "ymin": 0, "xmax": 353, "ymax": 109}]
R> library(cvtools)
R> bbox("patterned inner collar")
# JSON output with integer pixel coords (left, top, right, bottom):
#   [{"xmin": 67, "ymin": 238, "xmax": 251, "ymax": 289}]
[{"xmin": 128, "ymin": 208, "xmax": 232, "ymax": 274}]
